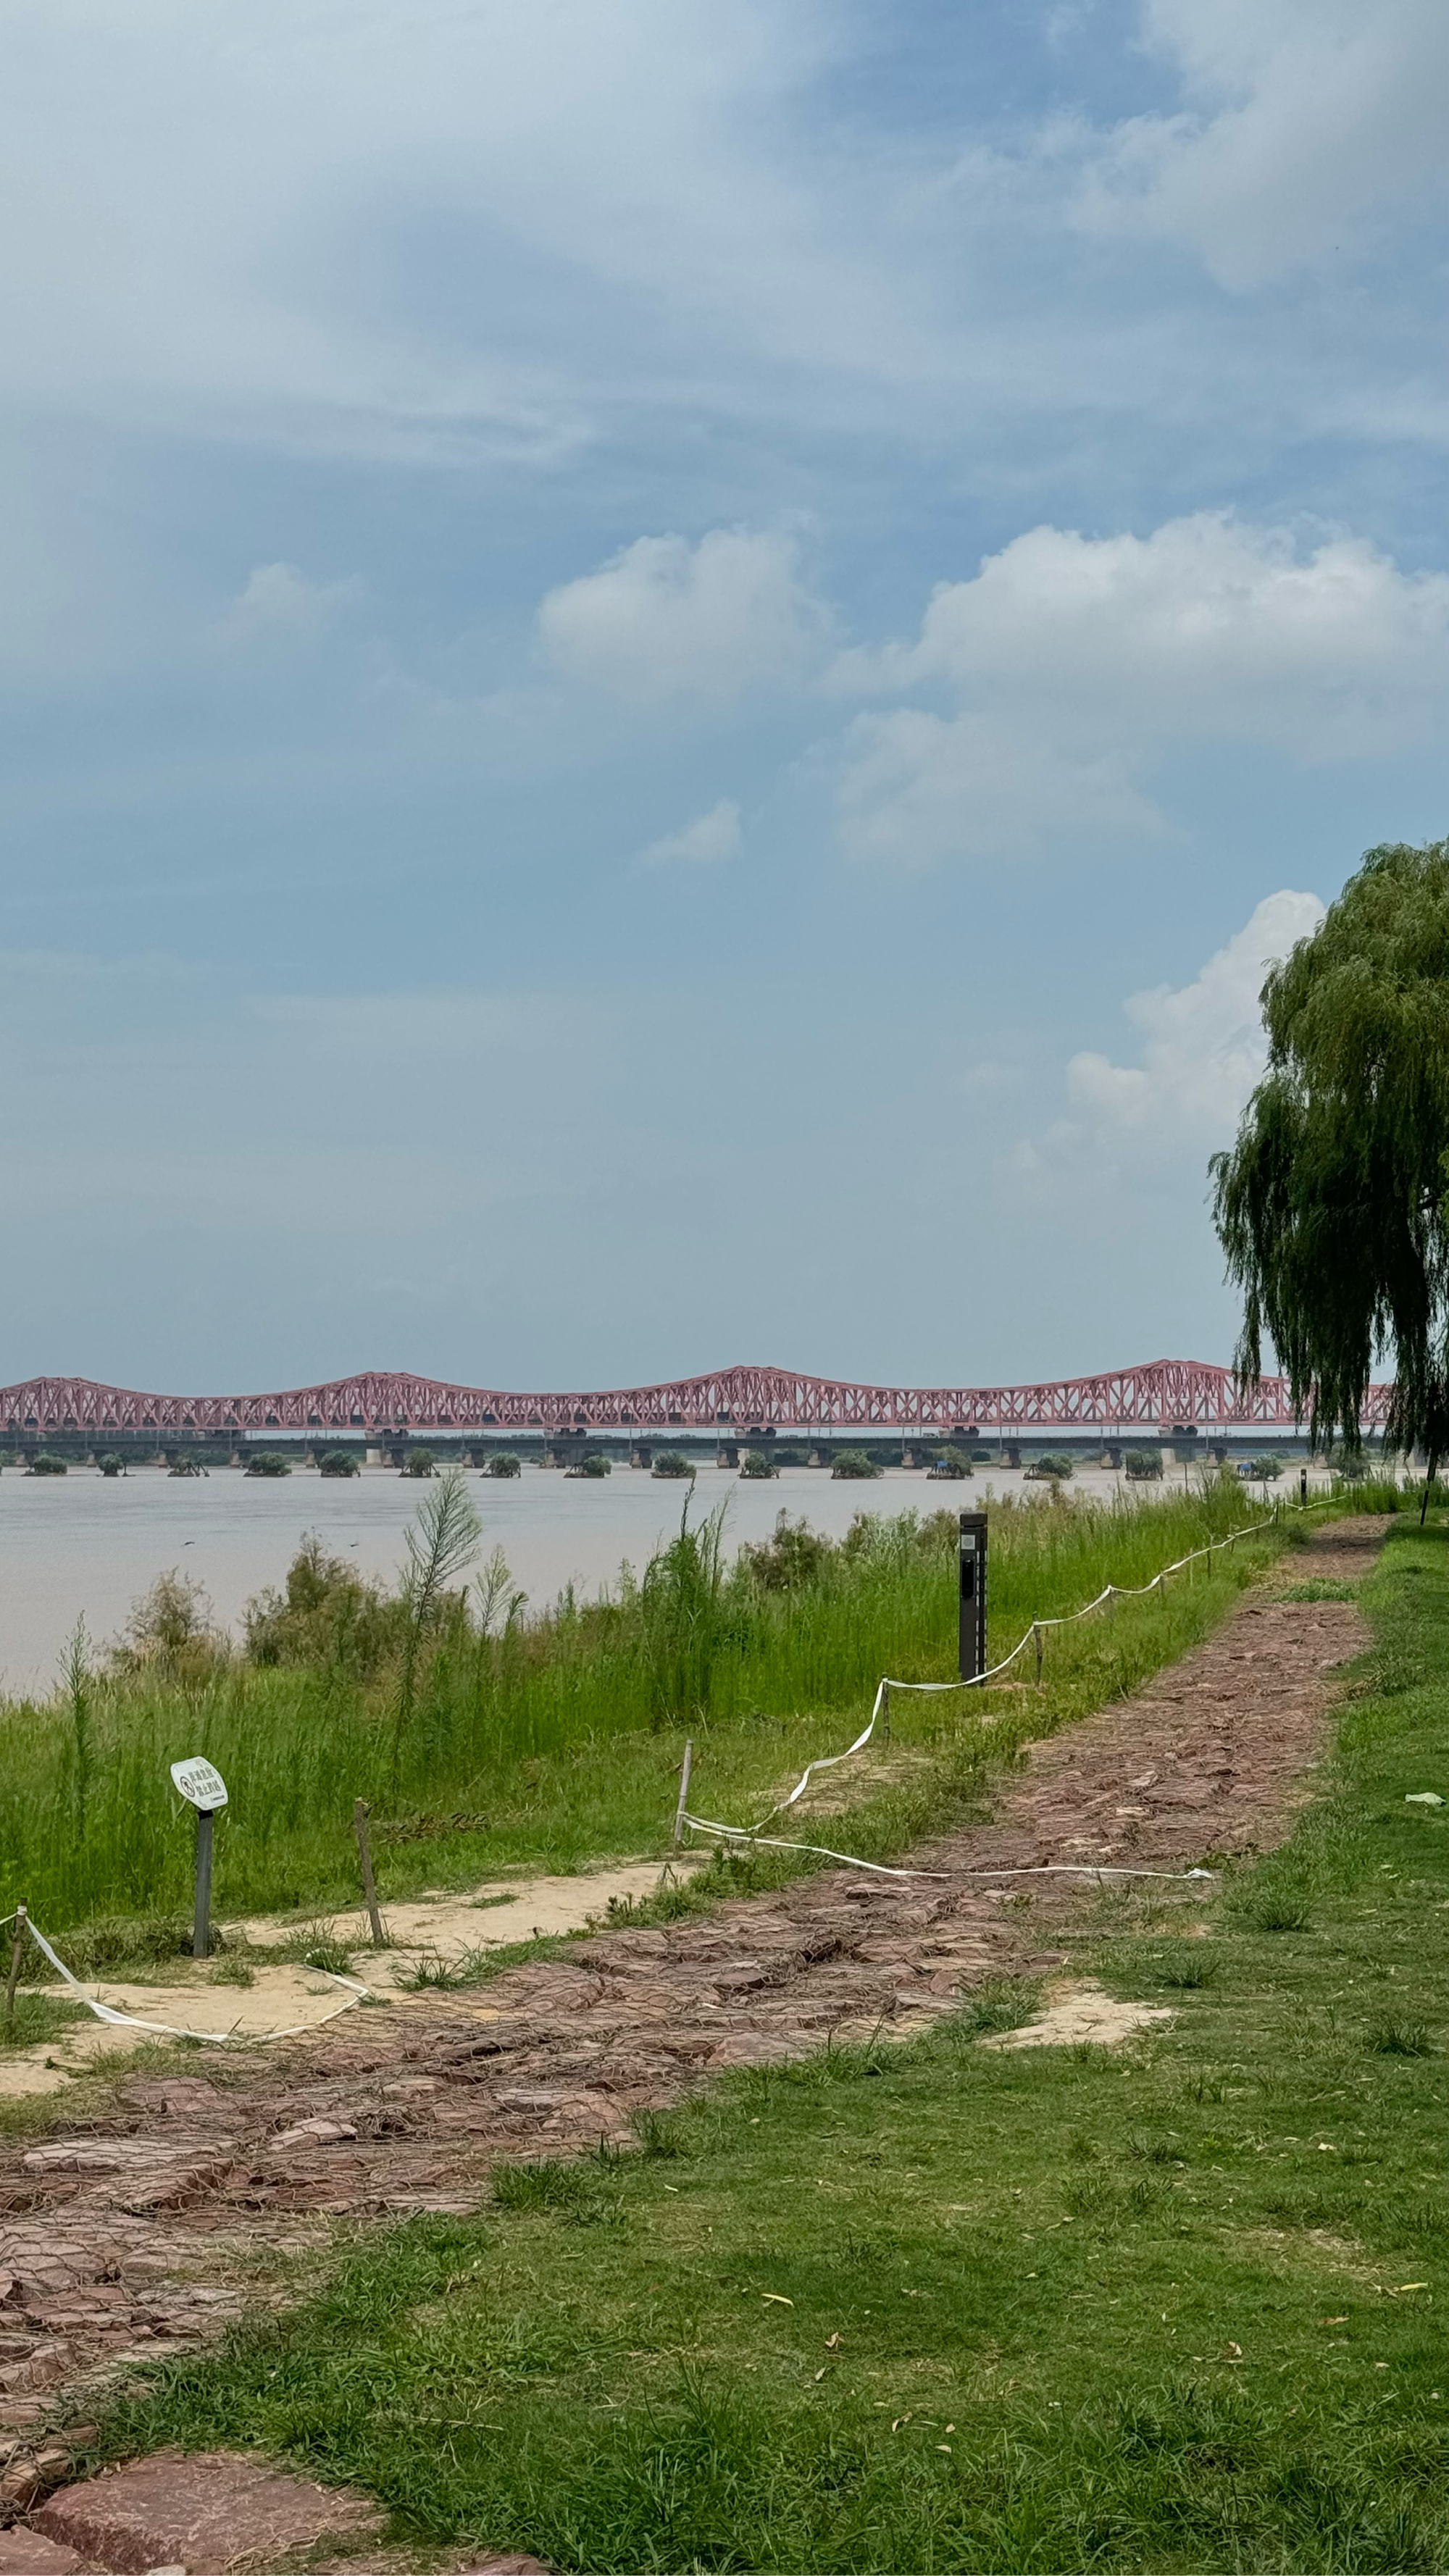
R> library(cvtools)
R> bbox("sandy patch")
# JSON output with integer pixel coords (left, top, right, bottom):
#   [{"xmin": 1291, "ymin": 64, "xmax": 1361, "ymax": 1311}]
[
  {"xmin": 980, "ymin": 1979, "xmax": 1174, "ymax": 2050},
  {"xmin": 0, "ymin": 1860, "xmax": 705, "ymax": 2099},
  {"xmin": 0, "ymin": 1962, "xmax": 364, "ymax": 2097},
  {"xmin": 230, "ymin": 1857, "xmax": 706, "ymax": 1989}
]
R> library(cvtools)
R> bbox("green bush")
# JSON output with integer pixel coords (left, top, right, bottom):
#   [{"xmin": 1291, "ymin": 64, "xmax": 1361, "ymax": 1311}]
[
  {"xmin": 652, "ymin": 1450, "xmax": 695, "ymax": 1479},
  {"xmin": 1125, "ymin": 1449, "xmax": 1164, "ymax": 1480},
  {"xmin": 244, "ymin": 1451, "xmax": 292, "ymax": 1477},
  {"xmin": 487, "ymin": 1452, "xmax": 522, "ymax": 1478},
  {"xmin": 28, "ymin": 1453, "xmax": 67, "ymax": 1476},
  {"xmin": 740, "ymin": 1510, "xmax": 832, "ymax": 1592},
  {"xmin": 318, "ymin": 1450, "xmax": 359, "ymax": 1478},
  {"xmin": 403, "ymin": 1446, "xmax": 435, "ymax": 1478},
  {"xmin": 1026, "ymin": 1452, "xmax": 1074, "ymax": 1480},
  {"xmin": 831, "ymin": 1450, "xmax": 882, "ymax": 1480},
  {"xmin": 97, "ymin": 1454, "xmax": 124, "ymax": 1478},
  {"xmin": 1247, "ymin": 1454, "xmax": 1282, "ymax": 1480},
  {"xmin": 740, "ymin": 1450, "xmax": 778, "ymax": 1479},
  {"xmin": 109, "ymin": 1569, "xmax": 227, "ymax": 1684},
  {"xmin": 569, "ymin": 1452, "xmax": 612, "ymax": 1477}
]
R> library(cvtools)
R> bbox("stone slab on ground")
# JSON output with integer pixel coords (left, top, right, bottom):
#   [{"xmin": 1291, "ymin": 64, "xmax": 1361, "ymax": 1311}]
[
  {"xmin": 0, "ymin": 2530, "xmax": 83, "ymax": 2575},
  {"xmin": 32, "ymin": 2449, "xmax": 381, "ymax": 2573}
]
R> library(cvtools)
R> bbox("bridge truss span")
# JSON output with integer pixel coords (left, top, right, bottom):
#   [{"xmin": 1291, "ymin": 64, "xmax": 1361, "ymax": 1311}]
[{"xmin": 0, "ymin": 1358, "xmax": 1394, "ymax": 1441}]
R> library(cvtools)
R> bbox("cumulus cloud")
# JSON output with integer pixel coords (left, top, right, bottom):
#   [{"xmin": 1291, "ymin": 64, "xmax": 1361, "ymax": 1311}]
[
  {"xmin": 537, "ymin": 529, "xmax": 828, "ymax": 705},
  {"xmin": 836, "ymin": 710, "xmax": 1156, "ymax": 868},
  {"xmin": 638, "ymin": 799, "xmax": 743, "ymax": 867},
  {"xmin": 832, "ymin": 513, "xmax": 1448, "ymax": 863},
  {"xmin": 1073, "ymin": 0, "xmax": 1448, "ymax": 288},
  {"xmin": 1023, "ymin": 890, "xmax": 1325, "ymax": 1186},
  {"xmin": 223, "ymin": 561, "xmax": 364, "ymax": 640}
]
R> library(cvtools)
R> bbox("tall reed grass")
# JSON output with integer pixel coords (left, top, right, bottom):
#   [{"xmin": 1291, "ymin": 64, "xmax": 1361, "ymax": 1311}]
[{"xmin": 0, "ymin": 1479, "xmax": 1271, "ymax": 1938}]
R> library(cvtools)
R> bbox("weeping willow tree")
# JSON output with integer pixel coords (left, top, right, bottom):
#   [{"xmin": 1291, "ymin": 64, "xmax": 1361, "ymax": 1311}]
[{"xmin": 1211, "ymin": 840, "xmax": 1449, "ymax": 1509}]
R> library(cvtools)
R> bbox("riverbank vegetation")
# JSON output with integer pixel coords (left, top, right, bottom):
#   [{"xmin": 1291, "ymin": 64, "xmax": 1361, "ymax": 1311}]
[
  {"xmin": 95, "ymin": 1511, "xmax": 1448, "ymax": 2572},
  {"xmin": 0, "ymin": 1475, "xmax": 1308, "ymax": 1944}
]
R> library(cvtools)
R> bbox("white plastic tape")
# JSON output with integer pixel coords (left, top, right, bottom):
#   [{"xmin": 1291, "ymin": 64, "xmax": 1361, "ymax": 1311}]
[
  {"xmin": 681, "ymin": 1816, "xmax": 1217, "ymax": 1884},
  {"xmin": 12, "ymin": 1914, "xmax": 367, "ymax": 2046}
]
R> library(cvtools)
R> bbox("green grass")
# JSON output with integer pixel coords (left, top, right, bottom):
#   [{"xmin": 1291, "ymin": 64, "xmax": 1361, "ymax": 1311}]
[
  {"xmin": 1, "ymin": 1485, "xmax": 1284, "ymax": 1942},
  {"xmin": 0, "ymin": 1989, "xmax": 89, "ymax": 2052},
  {"xmin": 79, "ymin": 1513, "xmax": 1448, "ymax": 2570}
]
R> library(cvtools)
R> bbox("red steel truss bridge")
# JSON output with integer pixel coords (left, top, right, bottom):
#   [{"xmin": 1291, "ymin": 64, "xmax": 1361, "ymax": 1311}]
[{"xmin": 0, "ymin": 1360, "xmax": 1393, "ymax": 1440}]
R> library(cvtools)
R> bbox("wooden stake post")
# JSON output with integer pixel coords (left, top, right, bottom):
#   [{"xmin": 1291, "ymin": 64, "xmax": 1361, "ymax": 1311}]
[
  {"xmin": 4, "ymin": 1904, "xmax": 27, "ymax": 2041},
  {"xmin": 672, "ymin": 1740, "xmax": 694, "ymax": 1849},
  {"xmin": 354, "ymin": 1799, "xmax": 386, "ymax": 1946}
]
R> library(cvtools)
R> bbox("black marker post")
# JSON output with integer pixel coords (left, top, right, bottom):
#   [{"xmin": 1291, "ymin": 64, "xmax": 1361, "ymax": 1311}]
[
  {"xmin": 170, "ymin": 1757, "xmax": 230, "ymax": 1961},
  {"xmin": 958, "ymin": 1510, "xmax": 988, "ymax": 1683}
]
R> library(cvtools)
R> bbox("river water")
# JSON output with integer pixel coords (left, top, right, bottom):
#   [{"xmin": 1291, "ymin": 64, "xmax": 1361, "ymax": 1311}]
[{"xmin": 0, "ymin": 1456, "xmax": 1287, "ymax": 1697}]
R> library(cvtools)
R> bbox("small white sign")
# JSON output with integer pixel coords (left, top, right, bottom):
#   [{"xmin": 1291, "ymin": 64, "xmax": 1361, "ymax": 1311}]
[{"xmin": 170, "ymin": 1756, "xmax": 229, "ymax": 1811}]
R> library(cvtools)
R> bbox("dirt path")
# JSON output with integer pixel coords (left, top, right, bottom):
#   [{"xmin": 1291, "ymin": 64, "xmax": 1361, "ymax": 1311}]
[{"xmin": 0, "ymin": 1518, "xmax": 1383, "ymax": 2470}]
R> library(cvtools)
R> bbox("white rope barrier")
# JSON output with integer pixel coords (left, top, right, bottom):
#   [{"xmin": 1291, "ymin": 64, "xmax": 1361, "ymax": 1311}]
[
  {"xmin": 682, "ymin": 1505, "xmax": 1283, "ymax": 1854},
  {"xmin": 1, "ymin": 1908, "xmax": 367, "ymax": 2046},
  {"xmin": 672, "ymin": 1824, "xmax": 1219, "ymax": 1886}
]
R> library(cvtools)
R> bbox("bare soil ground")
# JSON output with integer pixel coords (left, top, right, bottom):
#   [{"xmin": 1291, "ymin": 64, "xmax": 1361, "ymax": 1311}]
[{"xmin": 0, "ymin": 1520, "xmax": 1383, "ymax": 2530}]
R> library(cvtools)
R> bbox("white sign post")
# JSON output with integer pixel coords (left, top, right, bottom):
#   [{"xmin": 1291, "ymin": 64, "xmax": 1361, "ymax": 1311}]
[{"xmin": 171, "ymin": 1759, "xmax": 228, "ymax": 1960}]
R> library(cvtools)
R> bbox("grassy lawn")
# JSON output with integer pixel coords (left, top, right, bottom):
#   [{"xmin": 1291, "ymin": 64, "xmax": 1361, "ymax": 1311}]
[{"xmin": 90, "ymin": 1513, "xmax": 1448, "ymax": 2571}]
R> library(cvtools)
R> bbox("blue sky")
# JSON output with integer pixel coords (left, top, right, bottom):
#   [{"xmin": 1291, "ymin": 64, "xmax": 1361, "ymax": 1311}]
[{"xmin": 1, "ymin": 0, "xmax": 1444, "ymax": 1396}]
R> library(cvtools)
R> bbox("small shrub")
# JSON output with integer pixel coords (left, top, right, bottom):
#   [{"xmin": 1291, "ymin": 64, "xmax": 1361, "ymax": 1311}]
[
  {"xmin": 27, "ymin": 1453, "xmax": 67, "ymax": 1476},
  {"xmin": 1247, "ymin": 1454, "xmax": 1282, "ymax": 1480},
  {"xmin": 244, "ymin": 1451, "xmax": 292, "ymax": 1478},
  {"xmin": 831, "ymin": 1450, "xmax": 882, "ymax": 1480},
  {"xmin": 403, "ymin": 1445, "xmax": 435, "ymax": 1478},
  {"xmin": 1150, "ymin": 1952, "xmax": 1219, "ymax": 1990},
  {"xmin": 299, "ymin": 1933, "xmax": 356, "ymax": 1976},
  {"xmin": 167, "ymin": 1458, "xmax": 206, "ymax": 1476},
  {"xmin": 1125, "ymin": 1448, "xmax": 1164, "ymax": 1480},
  {"xmin": 97, "ymin": 1453, "xmax": 124, "ymax": 1477},
  {"xmin": 633, "ymin": 2107, "xmax": 690, "ymax": 2157},
  {"xmin": 487, "ymin": 1452, "xmax": 522, "ymax": 1478},
  {"xmin": 1027, "ymin": 1452, "xmax": 1074, "ymax": 1481},
  {"xmin": 568, "ymin": 1452, "xmax": 611, "ymax": 1477},
  {"xmin": 1369, "ymin": 2017, "xmax": 1430, "ymax": 2057},
  {"xmin": 740, "ymin": 1510, "xmax": 832, "ymax": 1592},
  {"xmin": 740, "ymin": 1450, "xmax": 778, "ymax": 1479},
  {"xmin": 110, "ymin": 1568, "xmax": 227, "ymax": 1681},
  {"xmin": 652, "ymin": 1450, "xmax": 695, "ymax": 1479},
  {"xmin": 393, "ymin": 1953, "xmax": 462, "ymax": 1990},
  {"xmin": 318, "ymin": 1450, "xmax": 359, "ymax": 1478},
  {"xmin": 243, "ymin": 1533, "xmax": 398, "ymax": 1676},
  {"xmin": 1243, "ymin": 1898, "xmax": 1311, "ymax": 1932}
]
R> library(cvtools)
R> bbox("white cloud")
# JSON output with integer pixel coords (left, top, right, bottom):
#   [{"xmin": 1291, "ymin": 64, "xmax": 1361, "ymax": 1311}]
[
  {"xmin": 639, "ymin": 799, "xmax": 743, "ymax": 867},
  {"xmin": 836, "ymin": 709, "xmax": 1156, "ymax": 868},
  {"xmin": 1074, "ymin": 0, "xmax": 1448, "ymax": 288},
  {"xmin": 832, "ymin": 513, "xmax": 1449, "ymax": 863},
  {"xmin": 1023, "ymin": 890, "xmax": 1325, "ymax": 1187},
  {"xmin": 537, "ymin": 529, "xmax": 827, "ymax": 706},
  {"xmin": 222, "ymin": 561, "xmax": 364, "ymax": 640},
  {"xmin": 0, "ymin": 3, "xmax": 905, "ymax": 465}
]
